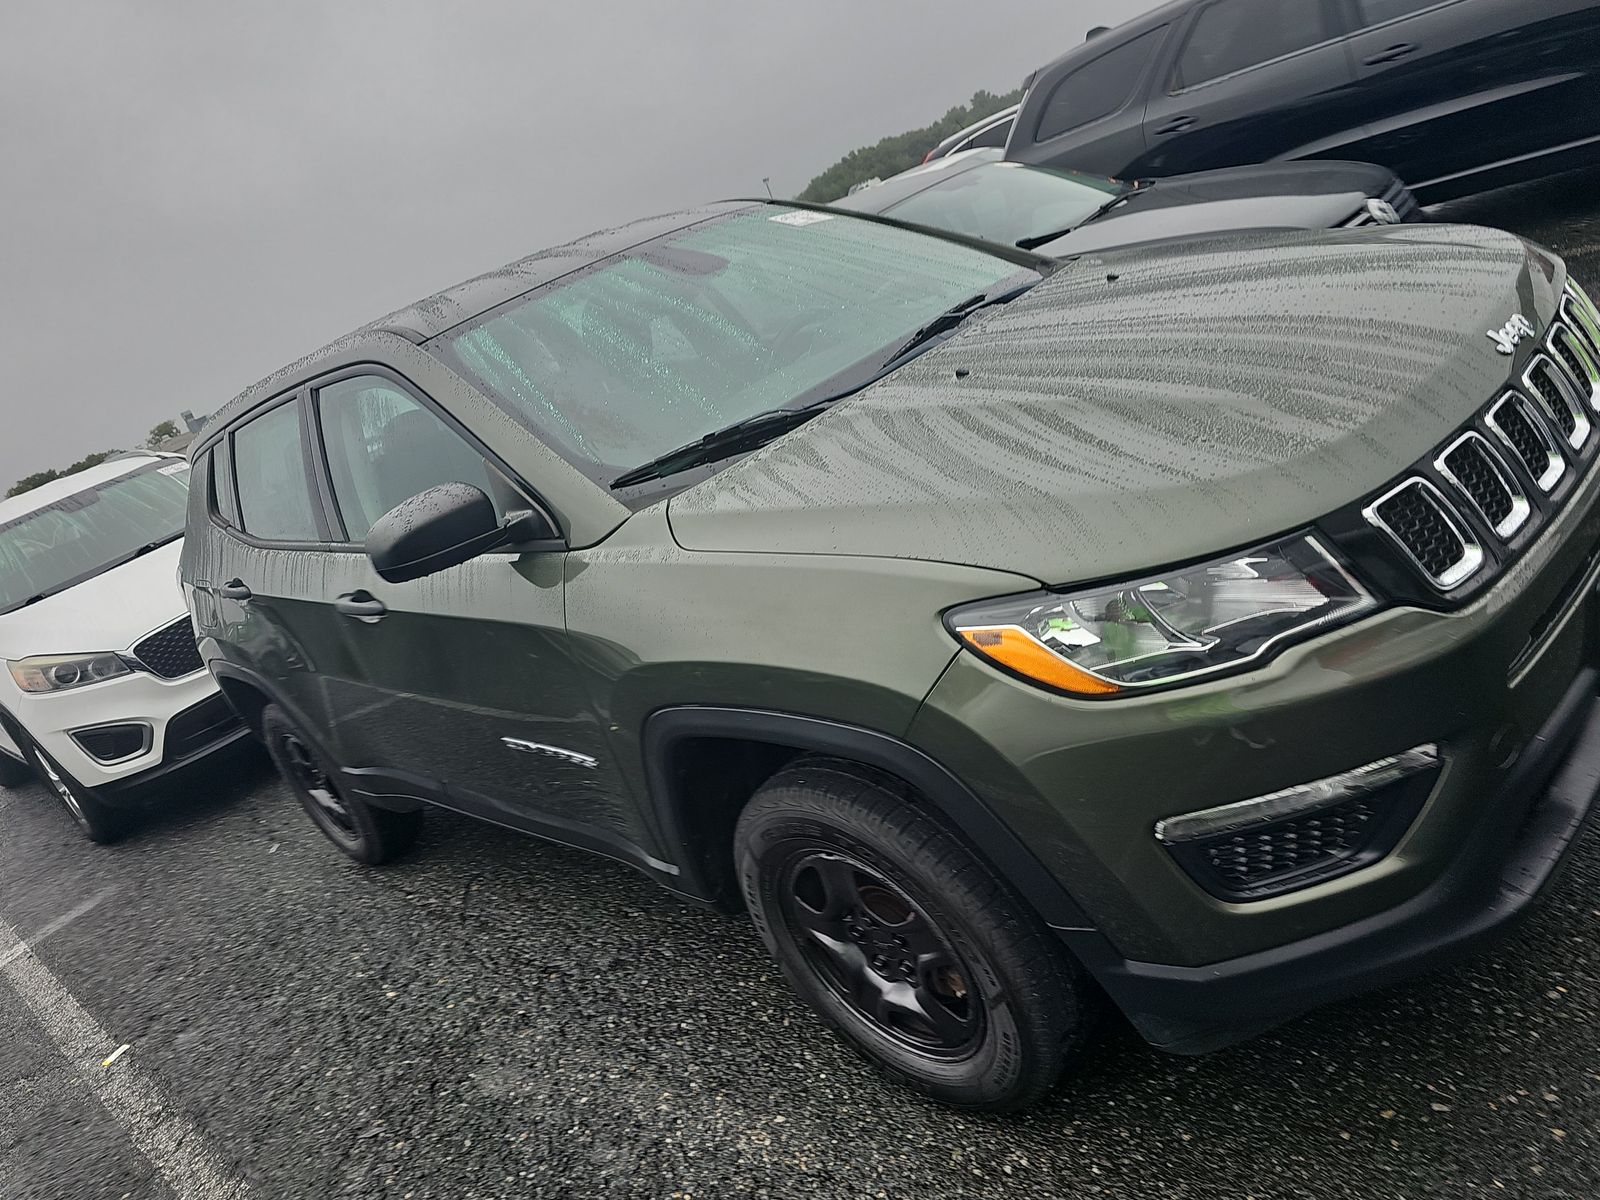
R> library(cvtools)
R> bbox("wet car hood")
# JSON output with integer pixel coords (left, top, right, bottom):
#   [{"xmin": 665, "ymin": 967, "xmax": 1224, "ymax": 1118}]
[
  {"xmin": 669, "ymin": 224, "xmax": 1565, "ymax": 586},
  {"xmin": 1033, "ymin": 160, "xmax": 1399, "ymax": 256},
  {"xmin": 0, "ymin": 540, "xmax": 188, "ymax": 659}
]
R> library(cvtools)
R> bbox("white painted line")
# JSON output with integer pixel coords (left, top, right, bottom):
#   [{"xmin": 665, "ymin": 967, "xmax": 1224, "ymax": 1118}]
[
  {"xmin": 0, "ymin": 890, "xmax": 115, "ymax": 969},
  {"xmin": 0, "ymin": 904, "xmax": 252, "ymax": 1199}
]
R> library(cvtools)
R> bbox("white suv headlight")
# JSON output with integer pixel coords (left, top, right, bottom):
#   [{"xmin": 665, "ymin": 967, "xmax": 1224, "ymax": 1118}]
[{"xmin": 8, "ymin": 653, "xmax": 134, "ymax": 694}]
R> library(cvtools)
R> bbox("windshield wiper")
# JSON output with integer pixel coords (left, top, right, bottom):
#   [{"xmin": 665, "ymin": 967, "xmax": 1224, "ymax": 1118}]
[
  {"xmin": 610, "ymin": 277, "xmax": 1041, "ymax": 490},
  {"xmin": 610, "ymin": 406, "xmax": 833, "ymax": 489},
  {"xmin": 879, "ymin": 292, "xmax": 995, "ymax": 368},
  {"xmin": 1015, "ymin": 183, "xmax": 1150, "ymax": 250}
]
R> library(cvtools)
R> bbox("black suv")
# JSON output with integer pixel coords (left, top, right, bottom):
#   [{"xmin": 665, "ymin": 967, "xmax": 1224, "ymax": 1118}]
[
  {"xmin": 185, "ymin": 203, "xmax": 1600, "ymax": 1109},
  {"xmin": 1007, "ymin": 0, "xmax": 1600, "ymax": 200}
]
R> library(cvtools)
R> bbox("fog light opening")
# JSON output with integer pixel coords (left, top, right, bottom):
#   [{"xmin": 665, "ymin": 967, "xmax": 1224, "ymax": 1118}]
[{"xmin": 1155, "ymin": 745, "xmax": 1441, "ymax": 901}]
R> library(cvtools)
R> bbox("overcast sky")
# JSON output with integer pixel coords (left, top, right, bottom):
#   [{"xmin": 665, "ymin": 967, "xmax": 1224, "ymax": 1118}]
[{"xmin": 1, "ymin": 0, "xmax": 1158, "ymax": 489}]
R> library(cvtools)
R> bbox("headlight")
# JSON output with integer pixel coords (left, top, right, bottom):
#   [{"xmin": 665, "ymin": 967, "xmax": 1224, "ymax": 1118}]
[
  {"xmin": 7, "ymin": 653, "xmax": 134, "ymax": 694},
  {"xmin": 946, "ymin": 533, "xmax": 1377, "ymax": 697}
]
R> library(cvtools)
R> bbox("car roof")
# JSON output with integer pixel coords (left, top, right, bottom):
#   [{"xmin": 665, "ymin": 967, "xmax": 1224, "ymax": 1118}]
[
  {"xmin": 836, "ymin": 149, "xmax": 1003, "ymax": 215},
  {"xmin": 0, "ymin": 454, "xmax": 166, "ymax": 526},
  {"xmin": 1028, "ymin": 1, "xmax": 1189, "ymax": 80},
  {"xmin": 203, "ymin": 201, "xmax": 757, "ymax": 440}
]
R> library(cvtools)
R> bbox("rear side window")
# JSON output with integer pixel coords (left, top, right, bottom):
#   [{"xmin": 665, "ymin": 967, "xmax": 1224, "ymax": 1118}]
[
  {"xmin": 1175, "ymin": 0, "xmax": 1330, "ymax": 89},
  {"xmin": 1034, "ymin": 28, "xmax": 1164, "ymax": 142},
  {"xmin": 210, "ymin": 439, "xmax": 239, "ymax": 526},
  {"xmin": 231, "ymin": 400, "xmax": 321, "ymax": 542},
  {"xmin": 316, "ymin": 375, "xmax": 505, "ymax": 542},
  {"xmin": 960, "ymin": 116, "xmax": 1013, "ymax": 152}
]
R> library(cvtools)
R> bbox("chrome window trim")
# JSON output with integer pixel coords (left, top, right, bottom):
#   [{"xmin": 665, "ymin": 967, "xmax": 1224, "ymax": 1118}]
[
  {"xmin": 1523, "ymin": 353, "xmax": 1591, "ymax": 451},
  {"xmin": 1434, "ymin": 432, "xmax": 1531, "ymax": 541},
  {"xmin": 1361, "ymin": 477, "xmax": 1483, "ymax": 591},
  {"xmin": 1486, "ymin": 391, "xmax": 1566, "ymax": 493}
]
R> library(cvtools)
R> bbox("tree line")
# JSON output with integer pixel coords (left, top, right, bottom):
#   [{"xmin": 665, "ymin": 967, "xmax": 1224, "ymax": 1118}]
[
  {"xmin": 6, "ymin": 420, "xmax": 183, "ymax": 498},
  {"xmin": 796, "ymin": 88, "xmax": 1023, "ymax": 204}
]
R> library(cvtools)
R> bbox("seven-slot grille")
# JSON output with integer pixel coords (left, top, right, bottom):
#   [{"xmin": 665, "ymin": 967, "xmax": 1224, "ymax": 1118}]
[
  {"xmin": 1364, "ymin": 480, "xmax": 1482, "ymax": 588},
  {"xmin": 1487, "ymin": 391, "xmax": 1564, "ymax": 492},
  {"xmin": 1436, "ymin": 433, "xmax": 1529, "ymax": 538},
  {"xmin": 1364, "ymin": 285, "xmax": 1600, "ymax": 591},
  {"xmin": 1524, "ymin": 355, "xmax": 1589, "ymax": 448},
  {"xmin": 131, "ymin": 619, "xmax": 204, "ymax": 679}
]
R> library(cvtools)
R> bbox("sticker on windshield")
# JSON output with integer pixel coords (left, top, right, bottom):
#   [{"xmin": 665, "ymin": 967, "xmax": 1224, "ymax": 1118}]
[
  {"xmin": 770, "ymin": 211, "xmax": 834, "ymax": 227},
  {"xmin": 158, "ymin": 463, "xmax": 190, "ymax": 476}
]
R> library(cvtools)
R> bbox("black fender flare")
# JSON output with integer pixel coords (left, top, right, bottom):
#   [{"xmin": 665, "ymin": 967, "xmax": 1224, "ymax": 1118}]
[{"xmin": 641, "ymin": 705, "xmax": 1094, "ymax": 931}]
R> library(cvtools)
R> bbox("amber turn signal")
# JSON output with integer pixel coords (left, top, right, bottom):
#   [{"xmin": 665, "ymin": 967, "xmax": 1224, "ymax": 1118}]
[{"xmin": 956, "ymin": 627, "xmax": 1122, "ymax": 696}]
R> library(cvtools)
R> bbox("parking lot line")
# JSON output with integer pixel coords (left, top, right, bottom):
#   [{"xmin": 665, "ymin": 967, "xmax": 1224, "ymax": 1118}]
[{"xmin": 0, "ymin": 902, "xmax": 252, "ymax": 1200}]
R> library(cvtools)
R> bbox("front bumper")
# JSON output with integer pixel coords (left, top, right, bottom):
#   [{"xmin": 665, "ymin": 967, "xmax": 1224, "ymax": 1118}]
[
  {"xmin": 908, "ymin": 411, "xmax": 1600, "ymax": 1049},
  {"xmin": 7, "ymin": 668, "xmax": 247, "ymax": 798},
  {"xmin": 1069, "ymin": 664, "xmax": 1600, "ymax": 1052}
]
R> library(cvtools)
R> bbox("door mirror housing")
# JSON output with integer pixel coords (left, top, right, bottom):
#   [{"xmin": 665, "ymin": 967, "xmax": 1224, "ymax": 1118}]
[{"xmin": 365, "ymin": 483, "xmax": 559, "ymax": 583}]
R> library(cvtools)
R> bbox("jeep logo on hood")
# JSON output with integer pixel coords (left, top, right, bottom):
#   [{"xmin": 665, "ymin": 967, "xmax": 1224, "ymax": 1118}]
[{"xmin": 1488, "ymin": 313, "xmax": 1535, "ymax": 355}]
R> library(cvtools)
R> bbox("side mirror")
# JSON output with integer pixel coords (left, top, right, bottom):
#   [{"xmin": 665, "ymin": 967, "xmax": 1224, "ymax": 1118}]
[{"xmin": 365, "ymin": 483, "xmax": 551, "ymax": 584}]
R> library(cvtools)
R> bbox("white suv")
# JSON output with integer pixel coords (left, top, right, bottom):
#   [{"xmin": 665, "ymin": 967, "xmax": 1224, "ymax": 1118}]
[{"xmin": 0, "ymin": 453, "xmax": 247, "ymax": 841}]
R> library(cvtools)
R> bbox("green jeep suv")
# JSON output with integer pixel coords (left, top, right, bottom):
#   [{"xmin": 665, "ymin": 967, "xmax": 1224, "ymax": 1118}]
[{"xmin": 181, "ymin": 203, "xmax": 1600, "ymax": 1110}]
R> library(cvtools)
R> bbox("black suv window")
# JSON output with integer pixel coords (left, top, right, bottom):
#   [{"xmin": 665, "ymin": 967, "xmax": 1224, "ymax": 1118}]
[
  {"xmin": 1034, "ymin": 28, "xmax": 1165, "ymax": 142},
  {"xmin": 316, "ymin": 375, "xmax": 504, "ymax": 542},
  {"xmin": 231, "ymin": 400, "xmax": 321, "ymax": 542},
  {"xmin": 960, "ymin": 116, "xmax": 1013, "ymax": 152},
  {"xmin": 1355, "ymin": 0, "xmax": 1444, "ymax": 25},
  {"xmin": 1175, "ymin": 0, "xmax": 1329, "ymax": 89},
  {"xmin": 211, "ymin": 438, "xmax": 239, "ymax": 526}
]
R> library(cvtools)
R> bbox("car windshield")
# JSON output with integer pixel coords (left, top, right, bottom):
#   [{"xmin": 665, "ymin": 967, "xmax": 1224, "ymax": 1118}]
[
  {"xmin": 431, "ymin": 207, "xmax": 1030, "ymax": 485},
  {"xmin": 0, "ymin": 461, "xmax": 191, "ymax": 614},
  {"xmin": 882, "ymin": 162, "xmax": 1124, "ymax": 247}
]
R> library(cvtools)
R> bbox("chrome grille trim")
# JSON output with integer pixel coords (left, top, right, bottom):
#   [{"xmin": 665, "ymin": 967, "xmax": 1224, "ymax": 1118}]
[
  {"xmin": 1486, "ymin": 391, "xmax": 1566, "ymax": 493},
  {"xmin": 1553, "ymin": 317, "xmax": 1600, "ymax": 411},
  {"xmin": 1523, "ymin": 353, "xmax": 1591, "ymax": 450},
  {"xmin": 1569, "ymin": 283, "xmax": 1600, "ymax": 343},
  {"xmin": 1434, "ymin": 432, "xmax": 1531, "ymax": 540},
  {"xmin": 1362, "ymin": 478, "xmax": 1484, "ymax": 591}
]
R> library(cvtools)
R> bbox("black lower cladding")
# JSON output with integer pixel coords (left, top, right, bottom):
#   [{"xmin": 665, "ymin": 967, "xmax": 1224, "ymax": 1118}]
[
  {"xmin": 1062, "ymin": 666, "xmax": 1600, "ymax": 1054},
  {"xmin": 1166, "ymin": 772, "xmax": 1435, "ymax": 902},
  {"xmin": 164, "ymin": 693, "xmax": 245, "ymax": 760}
]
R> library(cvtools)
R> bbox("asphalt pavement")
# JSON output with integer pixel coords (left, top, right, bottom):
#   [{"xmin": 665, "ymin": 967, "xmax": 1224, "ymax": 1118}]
[{"xmin": 7, "ymin": 169, "xmax": 1600, "ymax": 1200}]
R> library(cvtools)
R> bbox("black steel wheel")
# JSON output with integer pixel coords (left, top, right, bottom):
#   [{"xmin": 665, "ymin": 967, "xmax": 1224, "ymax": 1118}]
[
  {"xmin": 736, "ymin": 757, "xmax": 1096, "ymax": 1111},
  {"xmin": 260, "ymin": 704, "xmax": 421, "ymax": 865},
  {"xmin": 778, "ymin": 850, "xmax": 984, "ymax": 1058}
]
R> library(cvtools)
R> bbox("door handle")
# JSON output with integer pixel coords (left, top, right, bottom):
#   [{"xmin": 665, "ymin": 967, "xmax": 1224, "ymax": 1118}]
[
  {"xmin": 334, "ymin": 591, "xmax": 388, "ymax": 621},
  {"xmin": 219, "ymin": 579, "xmax": 252, "ymax": 601},
  {"xmin": 1364, "ymin": 42, "xmax": 1417, "ymax": 66},
  {"xmin": 1154, "ymin": 116, "xmax": 1197, "ymax": 135}
]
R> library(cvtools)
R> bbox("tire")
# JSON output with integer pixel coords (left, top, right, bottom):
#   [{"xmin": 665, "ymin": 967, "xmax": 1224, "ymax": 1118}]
[
  {"xmin": 22, "ymin": 741, "xmax": 128, "ymax": 844},
  {"xmin": 0, "ymin": 750, "xmax": 31, "ymax": 789},
  {"xmin": 735, "ymin": 757, "xmax": 1095, "ymax": 1111},
  {"xmin": 260, "ymin": 704, "xmax": 421, "ymax": 865}
]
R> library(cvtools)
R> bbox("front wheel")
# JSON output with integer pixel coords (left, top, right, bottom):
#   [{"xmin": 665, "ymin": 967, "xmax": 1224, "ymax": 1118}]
[
  {"xmin": 24, "ymin": 742, "xmax": 127, "ymax": 844},
  {"xmin": 0, "ymin": 750, "xmax": 32, "ymax": 789},
  {"xmin": 735, "ymin": 758, "xmax": 1096, "ymax": 1111},
  {"xmin": 261, "ymin": 705, "xmax": 421, "ymax": 865}
]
